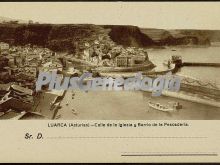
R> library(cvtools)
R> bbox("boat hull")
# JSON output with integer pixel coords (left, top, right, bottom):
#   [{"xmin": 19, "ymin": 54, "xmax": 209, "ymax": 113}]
[{"xmin": 148, "ymin": 101, "xmax": 177, "ymax": 112}]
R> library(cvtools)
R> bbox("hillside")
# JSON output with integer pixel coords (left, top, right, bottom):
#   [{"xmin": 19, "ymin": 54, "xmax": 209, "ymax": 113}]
[
  {"xmin": 0, "ymin": 23, "xmax": 106, "ymax": 52},
  {"xmin": 0, "ymin": 23, "xmax": 220, "ymax": 53},
  {"xmin": 168, "ymin": 29, "xmax": 220, "ymax": 43},
  {"xmin": 102, "ymin": 25, "xmax": 155, "ymax": 47},
  {"xmin": 140, "ymin": 28, "xmax": 220, "ymax": 46}
]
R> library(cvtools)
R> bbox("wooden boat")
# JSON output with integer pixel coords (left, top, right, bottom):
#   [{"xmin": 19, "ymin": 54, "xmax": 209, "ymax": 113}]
[{"xmin": 148, "ymin": 101, "xmax": 182, "ymax": 112}]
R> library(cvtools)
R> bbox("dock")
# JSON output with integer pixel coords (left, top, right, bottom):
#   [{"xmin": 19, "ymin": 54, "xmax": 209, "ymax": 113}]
[
  {"xmin": 182, "ymin": 62, "xmax": 220, "ymax": 67},
  {"xmin": 170, "ymin": 55, "xmax": 220, "ymax": 68}
]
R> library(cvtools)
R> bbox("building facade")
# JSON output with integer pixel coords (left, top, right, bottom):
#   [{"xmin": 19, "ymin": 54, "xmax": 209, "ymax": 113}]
[
  {"xmin": 115, "ymin": 55, "xmax": 146, "ymax": 67},
  {"xmin": 0, "ymin": 42, "xmax": 9, "ymax": 55}
]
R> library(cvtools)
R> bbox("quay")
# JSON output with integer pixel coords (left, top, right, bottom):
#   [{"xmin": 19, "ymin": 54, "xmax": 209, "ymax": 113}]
[
  {"xmin": 182, "ymin": 62, "xmax": 220, "ymax": 67},
  {"xmin": 171, "ymin": 56, "xmax": 220, "ymax": 68}
]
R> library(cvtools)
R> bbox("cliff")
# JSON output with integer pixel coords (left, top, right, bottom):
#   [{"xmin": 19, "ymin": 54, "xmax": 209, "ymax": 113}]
[
  {"xmin": 141, "ymin": 28, "xmax": 214, "ymax": 46},
  {"xmin": 102, "ymin": 25, "xmax": 155, "ymax": 47},
  {"xmin": 0, "ymin": 23, "xmax": 220, "ymax": 52},
  {"xmin": 0, "ymin": 24, "xmax": 104, "ymax": 52},
  {"xmin": 168, "ymin": 29, "xmax": 220, "ymax": 44}
]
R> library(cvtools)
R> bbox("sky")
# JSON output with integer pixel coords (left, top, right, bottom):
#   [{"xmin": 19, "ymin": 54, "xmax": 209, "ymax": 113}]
[{"xmin": 0, "ymin": 2, "xmax": 220, "ymax": 30}]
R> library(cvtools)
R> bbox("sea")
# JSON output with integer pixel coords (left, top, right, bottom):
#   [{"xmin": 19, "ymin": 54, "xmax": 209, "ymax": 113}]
[{"xmin": 147, "ymin": 46, "xmax": 220, "ymax": 84}]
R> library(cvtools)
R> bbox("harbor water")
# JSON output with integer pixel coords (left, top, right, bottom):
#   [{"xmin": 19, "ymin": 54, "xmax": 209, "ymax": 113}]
[
  {"xmin": 147, "ymin": 46, "xmax": 220, "ymax": 84},
  {"xmin": 57, "ymin": 46, "xmax": 220, "ymax": 120}
]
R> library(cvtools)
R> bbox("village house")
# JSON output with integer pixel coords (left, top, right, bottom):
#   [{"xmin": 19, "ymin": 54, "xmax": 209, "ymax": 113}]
[
  {"xmin": 9, "ymin": 47, "xmax": 17, "ymax": 53},
  {"xmin": 0, "ymin": 83, "xmax": 10, "ymax": 98},
  {"xmin": 83, "ymin": 49, "xmax": 90, "ymax": 61},
  {"xmin": 41, "ymin": 61, "xmax": 63, "ymax": 72},
  {"xmin": 0, "ymin": 109, "xmax": 21, "ymax": 120},
  {"xmin": 0, "ymin": 110, "xmax": 47, "ymax": 120},
  {"xmin": 14, "ymin": 54, "xmax": 25, "ymax": 66},
  {"xmin": 0, "ymin": 71, "xmax": 10, "ymax": 82},
  {"xmin": 0, "ymin": 94, "xmax": 33, "ymax": 112},
  {"xmin": 5, "ymin": 54, "xmax": 15, "ymax": 67},
  {"xmin": 22, "ymin": 66, "xmax": 38, "ymax": 78},
  {"xmin": 0, "ymin": 84, "xmax": 34, "ymax": 112},
  {"xmin": 10, "ymin": 84, "xmax": 33, "ymax": 96},
  {"xmin": 115, "ymin": 55, "xmax": 132, "ymax": 67},
  {"xmin": 115, "ymin": 54, "xmax": 147, "ymax": 67},
  {"xmin": 3, "ymin": 66, "xmax": 12, "ymax": 76},
  {"xmin": 84, "ymin": 42, "xmax": 90, "ymax": 47},
  {"xmin": 0, "ymin": 42, "xmax": 9, "ymax": 55},
  {"xmin": 14, "ymin": 72, "xmax": 36, "ymax": 86}
]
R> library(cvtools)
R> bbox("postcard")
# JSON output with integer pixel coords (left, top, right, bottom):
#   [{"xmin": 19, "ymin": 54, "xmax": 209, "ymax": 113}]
[{"xmin": 0, "ymin": 1, "xmax": 219, "ymax": 163}]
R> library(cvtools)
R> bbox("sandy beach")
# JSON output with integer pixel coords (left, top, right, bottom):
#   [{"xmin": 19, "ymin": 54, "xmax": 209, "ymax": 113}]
[{"xmin": 34, "ymin": 92, "xmax": 58, "ymax": 119}]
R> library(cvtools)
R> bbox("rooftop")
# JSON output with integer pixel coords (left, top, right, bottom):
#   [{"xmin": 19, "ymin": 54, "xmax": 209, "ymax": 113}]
[{"xmin": 10, "ymin": 84, "xmax": 33, "ymax": 96}]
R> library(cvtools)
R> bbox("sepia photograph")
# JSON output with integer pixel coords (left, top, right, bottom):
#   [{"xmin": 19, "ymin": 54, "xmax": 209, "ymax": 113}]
[
  {"xmin": 1, "ymin": 2, "xmax": 220, "ymax": 163},
  {"xmin": 0, "ymin": 2, "xmax": 220, "ymax": 120}
]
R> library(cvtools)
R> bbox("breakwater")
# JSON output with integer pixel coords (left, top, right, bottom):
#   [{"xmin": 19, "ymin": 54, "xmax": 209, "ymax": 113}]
[{"xmin": 182, "ymin": 62, "xmax": 220, "ymax": 67}]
